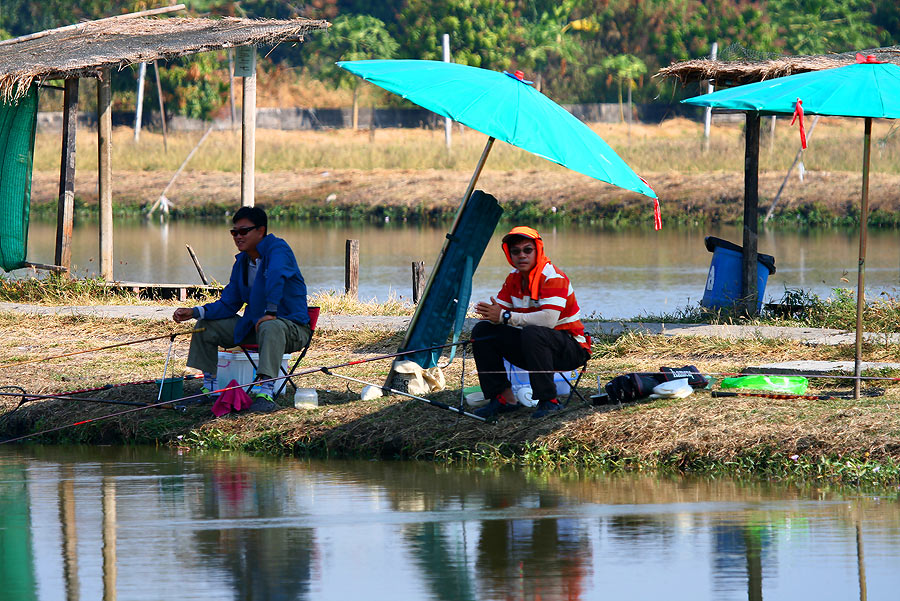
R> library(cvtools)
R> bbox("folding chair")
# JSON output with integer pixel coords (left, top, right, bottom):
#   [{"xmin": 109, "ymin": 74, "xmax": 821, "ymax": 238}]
[
  {"xmin": 239, "ymin": 306, "xmax": 320, "ymax": 399},
  {"xmin": 560, "ymin": 331, "xmax": 591, "ymax": 407}
]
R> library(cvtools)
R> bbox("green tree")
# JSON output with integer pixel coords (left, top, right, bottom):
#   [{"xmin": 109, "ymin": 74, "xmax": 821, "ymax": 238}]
[
  {"xmin": 394, "ymin": 0, "xmax": 523, "ymax": 70},
  {"xmin": 305, "ymin": 14, "xmax": 399, "ymax": 128},
  {"xmin": 598, "ymin": 54, "xmax": 646, "ymax": 121},
  {"xmin": 158, "ymin": 52, "xmax": 228, "ymax": 120},
  {"xmin": 517, "ymin": 0, "xmax": 585, "ymax": 91},
  {"xmin": 872, "ymin": 0, "xmax": 900, "ymax": 44},
  {"xmin": 768, "ymin": 0, "xmax": 882, "ymax": 54}
]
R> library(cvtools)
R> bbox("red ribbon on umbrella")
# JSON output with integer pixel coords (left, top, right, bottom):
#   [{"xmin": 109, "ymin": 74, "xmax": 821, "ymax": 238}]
[
  {"xmin": 856, "ymin": 53, "xmax": 884, "ymax": 64},
  {"xmin": 639, "ymin": 176, "xmax": 661, "ymax": 230},
  {"xmin": 791, "ymin": 98, "xmax": 807, "ymax": 150}
]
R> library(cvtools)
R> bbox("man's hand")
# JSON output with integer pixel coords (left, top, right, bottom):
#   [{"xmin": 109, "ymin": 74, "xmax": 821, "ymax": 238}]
[
  {"xmin": 173, "ymin": 307, "xmax": 194, "ymax": 323},
  {"xmin": 255, "ymin": 314, "xmax": 276, "ymax": 332},
  {"xmin": 474, "ymin": 297, "xmax": 503, "ymax": 323}
]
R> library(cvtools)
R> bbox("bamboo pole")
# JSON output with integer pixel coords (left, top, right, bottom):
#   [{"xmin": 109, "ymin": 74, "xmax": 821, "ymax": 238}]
[
  {"xmin": 153, "ymin": 61, "xmax": 168, "ymax": 152},
  {"xmin": 134, "ymin": 61, "xmax": 146, "ymax": 141},
  {"xmin": 397, "ymin": 136, "xmax": 495, "ymax": 353},
  {"xmin": 98, "ymin": 70, "xmax": 113, "ymax": 281}
]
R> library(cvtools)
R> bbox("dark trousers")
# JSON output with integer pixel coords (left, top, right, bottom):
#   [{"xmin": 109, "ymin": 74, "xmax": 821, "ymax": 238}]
[{"xmin": 471, "ymin": 321, "xmax": 590, "ymax": 402}]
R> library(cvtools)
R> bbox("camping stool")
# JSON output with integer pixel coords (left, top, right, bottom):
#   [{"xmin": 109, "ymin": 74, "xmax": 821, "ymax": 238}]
[
  {"xmin": 561, "ymin": 332, "xmax": 592, "ymax": 407},
  {"xmin": 238, "ymin": 306, "xmax": 320, "ymax": 399}
]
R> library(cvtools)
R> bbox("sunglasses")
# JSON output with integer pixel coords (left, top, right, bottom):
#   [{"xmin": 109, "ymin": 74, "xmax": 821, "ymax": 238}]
[
  {"xmin": 509, "ymin": 246, "xmax": 535, "ymax": 256},
  {"xmin": 230, "ymin": 225, "xmax": 260, "ymax": 237}
]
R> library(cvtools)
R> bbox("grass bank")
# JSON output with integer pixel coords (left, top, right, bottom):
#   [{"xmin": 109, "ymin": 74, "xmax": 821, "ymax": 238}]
[
  {"xmin": 27, "ymin": 119, "xmax": 900, "ymax": 228},
  {"xmin": 2, "ymin": 311, "xmax": 900, "ymax": 490}
]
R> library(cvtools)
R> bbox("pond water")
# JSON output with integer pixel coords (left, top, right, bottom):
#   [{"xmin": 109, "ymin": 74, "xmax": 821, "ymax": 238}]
[
  {"xmin": 13, "ymin": 220, "xmax": 900, "ymax": 319},
  {"xmin": 2, "ymin": 445, "xmax": 898, "ymax": 601}
]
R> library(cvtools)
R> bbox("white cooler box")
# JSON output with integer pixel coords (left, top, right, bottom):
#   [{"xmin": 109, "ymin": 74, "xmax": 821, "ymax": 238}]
[{"xmin": 217, "ymin": 350, "xmax": 291, "ymax": 387}]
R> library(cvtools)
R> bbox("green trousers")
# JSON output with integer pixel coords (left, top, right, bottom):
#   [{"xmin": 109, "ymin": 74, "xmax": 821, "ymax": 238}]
[{"xmin": 187, "ymin": 317, "xmax": 311, "ymax": 379}]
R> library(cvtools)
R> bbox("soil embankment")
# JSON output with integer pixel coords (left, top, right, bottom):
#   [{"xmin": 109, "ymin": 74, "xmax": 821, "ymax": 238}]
[{"xmin": 2, "ymin": 310, "xmax": 899, "ymax": 486}]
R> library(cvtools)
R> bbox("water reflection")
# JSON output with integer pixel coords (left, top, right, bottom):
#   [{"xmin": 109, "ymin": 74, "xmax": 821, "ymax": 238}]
[
  {"xmin": 1, "ymin": 446, "xmax": 899, "ymax": 601},
  {"xmin": 14, "ymin": 221, "xmax": 900, "ymax": 319}
]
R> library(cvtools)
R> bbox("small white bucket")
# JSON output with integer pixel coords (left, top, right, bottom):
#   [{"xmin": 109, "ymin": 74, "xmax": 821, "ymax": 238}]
[{"xmin": 216, "ymin": 350, "xmax": 291, "ymax": 388}]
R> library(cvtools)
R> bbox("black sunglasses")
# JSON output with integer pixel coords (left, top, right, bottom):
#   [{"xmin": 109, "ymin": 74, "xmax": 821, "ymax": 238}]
[
  {"xmin": 509, "ymin": 246, "xmax": 534, "ymax": 256},
  {"xmin": 230, "ymin": 225, "xmax": 260, "ymax": 237}
]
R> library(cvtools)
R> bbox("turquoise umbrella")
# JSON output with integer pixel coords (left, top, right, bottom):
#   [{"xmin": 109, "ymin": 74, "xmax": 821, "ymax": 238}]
[
  {"xmin": 683, "ymin": 57, "xmax": 900, "ymax": 397},
  {"xmin": 339, "ymin": 59, "xmax": 657, "ymax": 373},
  {"xmin": 337, "ymin": 59, "xmax": 656, "ymax": 199}
]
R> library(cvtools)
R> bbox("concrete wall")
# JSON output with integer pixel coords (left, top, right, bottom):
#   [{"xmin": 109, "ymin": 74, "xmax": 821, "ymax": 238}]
[{"xmin": 36, "ymin": 102, "xmax": 709, "ymax": 133}]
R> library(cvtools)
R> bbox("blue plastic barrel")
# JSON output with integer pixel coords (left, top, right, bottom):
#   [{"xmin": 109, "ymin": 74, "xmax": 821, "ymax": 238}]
[{"xmin": 700, "ymin": 237, "xmax": 776, "ymax": 312}]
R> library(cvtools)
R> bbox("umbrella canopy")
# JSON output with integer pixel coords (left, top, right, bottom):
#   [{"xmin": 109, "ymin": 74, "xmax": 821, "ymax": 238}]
[
  {"xmin": 338, "ymin": 59, "xmax": 656, "ymax": 198},
  {"xmin": 682, "ymin": 57, "xmax": 900, "ymax": 398},
  {"xmin": 682, "ymin": 61, "xmax": 900, "ymax": 118}
]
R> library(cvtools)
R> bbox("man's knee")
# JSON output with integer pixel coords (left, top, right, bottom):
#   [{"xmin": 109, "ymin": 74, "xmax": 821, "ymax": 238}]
[
  {"xmin": 257, "ymin": 319, "xmax": 287, "ymax": 338},
  {"xmin": 472, "ymin": 320, "xmax": 495, "ymax": 338}
]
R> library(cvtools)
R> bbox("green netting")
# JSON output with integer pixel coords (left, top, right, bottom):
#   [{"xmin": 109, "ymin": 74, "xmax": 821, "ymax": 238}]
[{"xmin": 0, "ymin": 84, "xmax": 37, "ymax": 272}]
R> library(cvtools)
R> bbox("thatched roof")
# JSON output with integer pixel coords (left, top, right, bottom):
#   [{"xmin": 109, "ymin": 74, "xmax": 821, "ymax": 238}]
[
  {"xmin": 658, "ymin": 46, "xmax": 900, "ymax": 86},
  {"xmin": 0, "ymin": 16, "xmax": 329, "ymax": 101}
]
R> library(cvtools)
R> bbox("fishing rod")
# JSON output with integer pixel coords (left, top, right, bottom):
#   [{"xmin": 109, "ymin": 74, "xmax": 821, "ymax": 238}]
[
  {"xmin": 0, "ymin": 338, "xmax": 484, "ymax": 445},
  {"xmin": 0, "ymin": 390, "xmax": 180, "ymax": 409},
  {"xmin": 467, "ymin": 367, "xmax": 900, "ymax": 382},
  {"xmin": 320, "ymin": 368, "xmax": 486, "ymax": 422},
  {"xmin": 0, "ymin": 328, "xmax": 204, "ymax": 369}
]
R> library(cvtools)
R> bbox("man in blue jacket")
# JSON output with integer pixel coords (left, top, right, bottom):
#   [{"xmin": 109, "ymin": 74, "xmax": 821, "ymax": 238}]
[{"xmin": 173, "ymin": 207, "xmax": 310, "ymax": 409}]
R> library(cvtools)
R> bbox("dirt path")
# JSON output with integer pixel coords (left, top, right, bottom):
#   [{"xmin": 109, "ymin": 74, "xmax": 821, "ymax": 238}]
[{"xmin": 31, "ymin": 168, "xmax": 900, "ymax": 222}]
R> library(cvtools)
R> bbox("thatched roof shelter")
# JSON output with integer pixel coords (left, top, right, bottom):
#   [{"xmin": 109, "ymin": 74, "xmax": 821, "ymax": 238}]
[
  {"xmin": 0, "ymin": 16, "xmax": 329, "ymax": 101},
  {"xmin": 658, "ymin": 46, "xmax": 900, "ymax": 86}
]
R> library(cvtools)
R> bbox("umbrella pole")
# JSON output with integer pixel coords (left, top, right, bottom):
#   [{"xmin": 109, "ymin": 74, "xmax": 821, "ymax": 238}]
[
  {"xmin": 396, "ymin": 136, "xmax": 495, "ymax": 353},
  {"xmin": 854, "ymin": 118, "xmax": 872, "ymax": 399}
]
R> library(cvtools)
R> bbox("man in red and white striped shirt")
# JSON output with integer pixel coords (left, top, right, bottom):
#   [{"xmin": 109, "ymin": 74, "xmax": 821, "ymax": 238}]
[{"xmin": 472, "ymin": 226, "xmax": 591, "ymax": 419}]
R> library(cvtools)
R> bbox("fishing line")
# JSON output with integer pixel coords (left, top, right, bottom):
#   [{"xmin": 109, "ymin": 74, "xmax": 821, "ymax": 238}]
[
  {"xmin": 156, "ymin": 334, "xmax": 176, "ymax": 402},
  {"xmin": 0, "ymin": 328, "xmax": 204, "ymax": 369},
  {"xmin": 0, "ymin": 338, "xmax": 486, "ymax": 444}
]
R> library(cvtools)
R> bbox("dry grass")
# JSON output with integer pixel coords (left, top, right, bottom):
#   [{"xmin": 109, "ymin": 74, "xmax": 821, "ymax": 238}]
[{"xmin": 3, "ymin": 312, "xmax": 900, "ymax": 470}]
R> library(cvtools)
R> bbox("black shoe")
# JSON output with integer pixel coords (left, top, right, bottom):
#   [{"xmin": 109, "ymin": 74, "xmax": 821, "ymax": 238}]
[
  {"xmin": 473, "ymin": 396, "xmax": 521, "ymax": 419},
  {"xmin": 249, "ymin": 397, "xmax": 279, "ymax": 413},
  {"xmin": 531, "ymin": 399, "xmax": 562, "ymax": 418}
]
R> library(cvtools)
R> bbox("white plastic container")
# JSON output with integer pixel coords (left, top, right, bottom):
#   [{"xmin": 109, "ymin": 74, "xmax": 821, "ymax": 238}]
[
  {"xmin": 504, "ymin": 359, "xmax": 576, "ymax": 402},
  {"xmin": 293, "ymin": 388, "xmax": 318, "ymax": 409},
  {"xmin": 216, "ymin": 350, "xmax": 291, "ymax": 388}
]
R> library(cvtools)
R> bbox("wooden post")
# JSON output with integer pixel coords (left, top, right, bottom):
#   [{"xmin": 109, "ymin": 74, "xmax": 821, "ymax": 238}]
[
  {"xmin": 98, "ymin": 70, "xmax": 114, "ymax": 281},
  {"xmin": 345, "ymin": 239, "xmax": 359, "ymax": 299},
  {"xmin": 239, "ymin": 45, "xmax": 257, "ymax": 207},
  {"xmin": 55, "ymin": 78, "xmax": 78, "ymax": 271},
  {"xmin": 742, "ymin": 112, "xmax": 761, "ymax": 316},
  {"xmin": 412, "ymin": 261, "xmax": 425, "ymax": 303}
]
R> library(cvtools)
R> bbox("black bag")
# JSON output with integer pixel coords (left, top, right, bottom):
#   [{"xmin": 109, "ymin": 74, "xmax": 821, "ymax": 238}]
[
  {"xmin": 604, "ymin": 373, "xmax": 667, "ymax": 403},
  {"xmin": 659, "ymin": 365, "xmax": 709, "ymax": 389}
]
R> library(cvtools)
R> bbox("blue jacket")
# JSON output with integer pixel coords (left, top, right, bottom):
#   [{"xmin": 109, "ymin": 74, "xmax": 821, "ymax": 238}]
[{"xmin": 198, "ymin": 234, "xmax": 309, "ymax": 345}]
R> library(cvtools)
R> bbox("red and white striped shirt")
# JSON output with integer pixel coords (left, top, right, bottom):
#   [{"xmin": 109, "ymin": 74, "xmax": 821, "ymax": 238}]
[{"xmin": 495, "ymin": 261, "xmax": 591, "ymax": 352}]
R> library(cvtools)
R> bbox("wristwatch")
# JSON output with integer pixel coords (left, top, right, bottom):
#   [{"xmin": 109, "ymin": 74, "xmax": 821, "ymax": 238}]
[{"xmin": 502, "ymin": 310, "xmax": 511, "ymax": 325}]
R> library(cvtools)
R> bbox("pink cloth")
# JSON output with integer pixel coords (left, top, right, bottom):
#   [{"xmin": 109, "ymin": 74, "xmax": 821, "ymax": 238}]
[{"xmin": 211, "ymin": 379, "xmax": 253, "ymax": 416}]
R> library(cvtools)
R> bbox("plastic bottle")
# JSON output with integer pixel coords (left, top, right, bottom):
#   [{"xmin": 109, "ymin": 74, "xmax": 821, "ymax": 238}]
[{"xmin": 293, "ymin": 388, "xmax": 318, "ymax": 409}]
